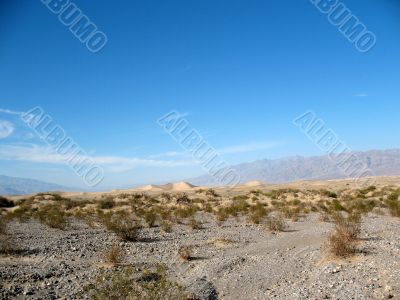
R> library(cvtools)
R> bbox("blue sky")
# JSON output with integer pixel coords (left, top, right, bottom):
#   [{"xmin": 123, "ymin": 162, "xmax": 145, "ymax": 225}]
[{"xmin": 0, "ymin": 0, "xmax": 399, "ymax": 189}]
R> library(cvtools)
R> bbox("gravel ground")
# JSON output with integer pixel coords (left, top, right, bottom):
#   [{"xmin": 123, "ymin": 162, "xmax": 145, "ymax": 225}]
[{"xmin": 0, "ymin": 213, "xmax": 399, "ymax": 299}]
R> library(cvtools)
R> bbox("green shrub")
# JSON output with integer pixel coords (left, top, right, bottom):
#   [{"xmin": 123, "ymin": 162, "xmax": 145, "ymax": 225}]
[
  {"xmin": 34, "ymin": 204, "xmax": 68, "ymax": 230},
  {"xmin": 84, "ymin": 266, "xmax": 187, "ymax": 300},
  {"xmin": 105, "ymin": 216, "xmax": 140, "ymax": 242}
]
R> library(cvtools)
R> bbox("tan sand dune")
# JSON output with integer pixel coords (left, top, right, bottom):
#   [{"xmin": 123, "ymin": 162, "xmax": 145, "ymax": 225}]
[
  {"xmin": 160, "ymin": 181, "xmax": 197, "ymax": 191},
  {"xmin": 241, "ymin": 180, "xmax": 265, "ymax": 187},
  {"xmin": 135, "ymin": 184, "xmax": 164, "ymax": 192}
]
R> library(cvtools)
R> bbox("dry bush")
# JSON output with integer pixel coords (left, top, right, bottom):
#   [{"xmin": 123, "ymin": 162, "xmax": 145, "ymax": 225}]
[
  {"xmin": 0, "ymin": 215, "xmax": 6, "ymax": 235},
  {"xmin": 247, "ymin": 202, "xmax": 268, "ymax": 224},
  {"xmin": 160, "ymin": 220, "xmax": 172, "ymax": 233},
  {"xmin": 205, "ymin": 188, "xmax": 220, "ymax": 198},
  {"xmin": 34, "ymin": 204, "xmax": 69, "ymax": 230},
  {"xmin": 174, "ymin": 206, "xmax": 197, "ymax": 219},
  {"xmin": 188, "ymin": 217, "xmax": 202, "ymax": 230},
  {"xmin": 178, "ymin": 246, "xmax": 192, "ymax": 261},
  {"xmin": 326, "ymin": 213, "xmax": 361, "ymax": 257},
  {"xmin": 0, "ymin": 234, "xmax": 13, "ymax": 255},
  {"xmin": 385, "ymin": 197, "xmax": 400, "ymax": 218},
  {"xmin": 0, "ymin": 196, "xmax": 14, "ymax": 208},
  {"xmin": 265, "ymin": 214, "xmax": 287, "ymax": 233},
  {"xmin": 103, "ymin": 242, "xmax": 125, "ymax": 266},
  {"xmin": 143, "ymin": 210, "xmax": 157, "ymax": 228},
  {"xmin": 98, "ymin": 197, "xmax": 116, "ymax": 210},
  {"xmin": 214, "ymin": 208, "xmax": 228, "ymax": 226},
  {"xmin": 105, "ymin": 216, "xmax": 140, "ymax": 242},
  {"xmin": 84, "ymin": 266, "xmax": 187, "ymax": 300}
]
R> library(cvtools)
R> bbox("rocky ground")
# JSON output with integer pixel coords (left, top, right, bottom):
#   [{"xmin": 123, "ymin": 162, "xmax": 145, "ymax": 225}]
[{"xmin": 1, "ymin": 211, "xmax": 399, "ymax": 300}]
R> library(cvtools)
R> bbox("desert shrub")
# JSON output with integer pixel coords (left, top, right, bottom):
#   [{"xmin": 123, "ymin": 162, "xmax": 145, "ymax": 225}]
[
  {"xmin": 0, "ymin": 196, "xmax": 14, "ymax": 208},
  {"xmin": 205, "ymin": 189, "xmax": 220, "ymax": 198},
  {"xmin": 265, "ymin": 214, "xmax": 287, "ymax": 232},
  {"xmin": 0, "ymin": 215, "xmax": 6, "ymax": 235},
  {"xmin": 232, "ymin": 195, "xmax": 248, "ymax": 202},
  {"xmin": 385, "ymin": 197, "xmax": 400, "ymax": 217},
  {"xmin": 6, "ymin": 206, "xmax": 32, "ymax": 222},
  {"xmin": 160, "ymin": 193, "xmax": 172, "ymax": 201},
  {"xmin": 143, "ymin": 210, "xmax": 157, "ymax": 228},
  {"xmin": 346, "ymin": 199, "xmax": 377, "ymax": 214},
  {"xmin": 225, "ymin": 199, "xmax": 249, "ymax": 216},
  {"xmin": 174, "ymin": 206, "xmax": 197, "ymax": 219},
  {"xmin": 188, "ymin": 217, "xmax": 202, "ymax": 230},
  {"xmin": 34, "ymin": 204, "xmax": 68, "ymax": 230},
  {"xmin": 160, "ymin": 220, "xmax": 172, "ymax": 233},
  {"xmin": 328, "ymin": 199, "xmax": 346, "ymax": 212},
  {"xmin": 105, "ymin": 216, "xmax": 140, "ymax": 242},
  {"xmin": 84, "ymin": 266, "xmax": 187, "ymax": 300},
  {"xmin": 215, "ymin": 208, "xmax": 228, "ymax": 225},
  {"xmin": 281, "ymin": 207, "xmax": 301, "ymax": 221},
  {"xmin": 178, "ymin": 246, "xmax": 192, "ymax": 261},
  {"xmin": 248, "ymin": 202, "xmax": 268, "ymax": 224},
  {"xmin": 175, "ymin": 193, "xmax": 191, "ymax": 204},
  {"xmin": 98, "ymin": 197, "xmax": 116, "ymax": 210},
  {"xmin": 318, "ymin": 189, "xmax": 337, "ymax": 198},
  {"xmin": 203, "ymin": 203, "xmax": 213, "ymax": 213},
  {"xmin": 0, "ymin": 234, "xmax": 14, "ymax": 255},
  {"xmin": 326, "ymin": 213, "xmax": 361, "ymax": 257},
  {"xmin": 104, "ymin": 242, "xmax": 125, "ymax": 266},
  {"xmin": 158, "ymin": 208, "xmax": 172, "ymax": 221}
]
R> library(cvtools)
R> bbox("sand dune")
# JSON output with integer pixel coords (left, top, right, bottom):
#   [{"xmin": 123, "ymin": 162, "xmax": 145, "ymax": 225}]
[{"xmin": 135, "ymin": 181, "xmax": 196, "ymax": 192}]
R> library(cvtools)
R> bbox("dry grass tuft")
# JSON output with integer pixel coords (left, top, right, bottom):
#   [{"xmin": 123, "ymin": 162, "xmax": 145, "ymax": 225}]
[
  {"xmin": 103, "ymin": 242, "xmax": 125, "ymax": 266},
  {"xmin": 326, "ymin": 213, "xmax": 361, "ymax": 257},
  {"xmin": 178, "ymin": 246, "xmax": 192, "ymax": 261},
  {"xmin": 160, "ymin": 220, "xmax": 173, "ymax": 233}
]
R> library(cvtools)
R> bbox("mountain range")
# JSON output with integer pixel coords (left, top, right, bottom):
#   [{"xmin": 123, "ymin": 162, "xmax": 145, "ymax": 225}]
[
  {"xmin": 2, "ymin": 149, "xmax": 400, "ymax": 195},
  {"xmin": 189, "ymin": 149, "xmax": 400, "ymax": 186},
  {"xmin": 0, "ymin": 175, "xmax": 71, "ymax": 196}
]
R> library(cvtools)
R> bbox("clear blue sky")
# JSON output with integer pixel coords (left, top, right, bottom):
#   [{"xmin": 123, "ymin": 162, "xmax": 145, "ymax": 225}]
[{"xmin": 0, "ymin": 0, "xmax": 399, "ymax": 189}]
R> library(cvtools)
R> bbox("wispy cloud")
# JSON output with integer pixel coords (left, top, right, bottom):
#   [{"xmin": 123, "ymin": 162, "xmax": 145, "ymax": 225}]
[
  {"xmin": 0, "ymin": 144, "xmax": 196, "ymax": 172},
  {"xmin": 0, "ymin": 108, "xmax": 23, "ymax": 115},
  {"xmin": 150, "ymin": 141, "xmax": 281, "ymax": 158}
]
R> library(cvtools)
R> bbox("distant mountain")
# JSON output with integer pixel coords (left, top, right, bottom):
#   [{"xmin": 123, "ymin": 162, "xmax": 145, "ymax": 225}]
[
  {"xmin": 188, "ymin": 149, "xmax": 400, "ymax": 186},
  {"xmin": 0, "ymin": 175, "xmax": 71, "ymax": 196}
]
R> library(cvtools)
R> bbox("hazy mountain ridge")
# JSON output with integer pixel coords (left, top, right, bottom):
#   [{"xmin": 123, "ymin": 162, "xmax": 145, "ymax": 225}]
[
  {"xmin": 0, "ymin": 175, "xmax": 71, "ymax": 196},
  {"xmin": 189, "ymin": 149, "xmax": 400, "ymax": 186}
]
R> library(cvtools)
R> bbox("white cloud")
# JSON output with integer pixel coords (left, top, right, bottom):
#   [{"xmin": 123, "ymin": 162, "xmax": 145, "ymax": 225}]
[
  {"xmin": 0, "ymin": 108, "xmax": 23, "ymax": 115},
  {"xmin": 0, "ymin": 144, "xmax": 196, "ymax": 172},
  {"xmin": 0, "ymin": 121, "xmax": 15, "ymax": 139},
  {"xmin": 149, "ymin": 141, "xmax": 280, "ymax": 159}
]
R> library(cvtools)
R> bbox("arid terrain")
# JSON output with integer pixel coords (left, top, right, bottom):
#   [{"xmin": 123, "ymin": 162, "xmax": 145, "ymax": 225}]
[{"xmin": 1, "ymin": 176, "xmax": 400, "ymax": 299}]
